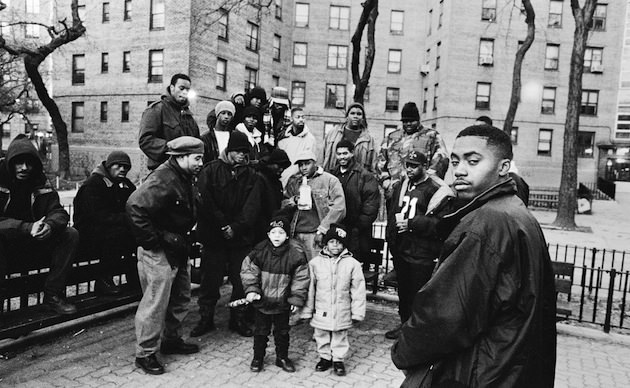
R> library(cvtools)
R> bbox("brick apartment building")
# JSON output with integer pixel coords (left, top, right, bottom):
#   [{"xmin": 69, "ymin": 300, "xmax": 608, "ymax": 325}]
[{"xmin": 3, "ymin": 0, "xmax": 628, "ymax": 187}]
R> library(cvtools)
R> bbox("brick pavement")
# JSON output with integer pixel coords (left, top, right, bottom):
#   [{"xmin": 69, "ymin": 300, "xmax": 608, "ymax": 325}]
[{"xmin": 2, "ymin": 290, "xmax": 630, "ymax": 387}]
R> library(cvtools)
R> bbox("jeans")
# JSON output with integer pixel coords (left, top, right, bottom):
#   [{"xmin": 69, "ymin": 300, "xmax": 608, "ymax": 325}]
[
  {"xmin": 135, "ymin": 246, "xmax": 191, "ymax": 358},
  {"xmin": 393, "ymin": 256, "xmax": 435, "ymax": 323},
  {"xmin": 253, "ymin": 310, "xmax": 290, "ymax": 359},
  {"xmin": 313, "ymin": 328, "xmax": 349, "ymax": 361},
  {"xmin": 294, "ymin": 232, "xmax": 319, "ymax": 261}
]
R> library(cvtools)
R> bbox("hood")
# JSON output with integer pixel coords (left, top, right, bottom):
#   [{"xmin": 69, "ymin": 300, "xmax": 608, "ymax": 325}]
[
  {"xmin": 320, "ymin": 247, "xmax": 353, "ymax": 260},
  {"xmin": 287, "ymin": 124, "xmax": 311, "ymax": 138},
  {"xmin": 218, "ymin": 148, "xmax": 250, "ymax": 167},
  {"xmin": 161, "ymin": 93, "xmax": 190, "ymax": 110},
  {"xmin": 3, "ymin": 135, "xmax": 45, "ymax": 184}
]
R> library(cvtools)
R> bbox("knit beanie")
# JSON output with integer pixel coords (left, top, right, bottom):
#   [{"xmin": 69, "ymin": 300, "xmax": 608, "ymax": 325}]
[
  {"xmin": 215, "ymin": 100, "xmax": 236, "ymax": 116},
  {"xmin": 226, "ymin": 131, "xmax": 251, "ymax": 153},
  {"xmin": 401, "ymin": 102, "xmax": 420, "ymax": 121},
  {"xmin": 323, "ymin": 223, "xmax": 348, "ymax": 246},
  {"xmin": 248, "ymin": 86, "xmax": 267, "ymax": 102},
  {"xmin": 242, "ymin": 105, "xmax": 261, "ymax": 119},
  {"xmin": 105, "ymin": 151, "xmax": 131, "ymax": 168},
  {"xmin": 268, "ymin": 214, "xmax": 291, "ymax": 235},
  {"xmin": 263, "ymin": 148, "xmax": 291, "ymax": 169}
]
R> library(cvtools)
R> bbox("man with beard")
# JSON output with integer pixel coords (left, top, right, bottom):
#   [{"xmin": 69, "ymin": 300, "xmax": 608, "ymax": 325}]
[
  {"xmin": 0, "ymin": 135, "xmax": 79, "ymax": 315},
  {"xmin": 139, "ymin": 73, "xmax": 201, "ymax": 170},
  {"xmin": 278, "ymin": 107, "xmax": 317, "ymax": 186},
  {"xmin": 126, "ymin": 136, "xmax": 205, "ymax": 375},
  {"xmin": 202, "ymin": 100, "xmax": 235, "ymax": 164},
  {"xmin": 330, "ymin": 140, "xmax": 380, "ymax": 265},
  {"xmin": 73, "ymin": 151, "xmax": 138, "ymax": 294},
  {"xmin": 192, "ymin": 131, "xmax": 262, "ymax": 338}
]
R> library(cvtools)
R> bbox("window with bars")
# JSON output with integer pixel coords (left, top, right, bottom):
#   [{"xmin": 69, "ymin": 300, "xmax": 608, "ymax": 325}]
[
  {"xmin": 328, "ymin": 45, "xmax": 348, "ymax": 69},
  {"xmin": 246, "ymin": 22, "xmax": 259, "ymax": 52},
  {"xmin": 71, "ymin": 102, "xmax": 85, "ymax": 133},
  {"xmin": 72, "ymin": 54, "xmax": 85, "ymax": 85},
  {"xmin": 325, "ymin": 84, "xmax": 346, "ymax": 109},
  {"xmin": 537, "ymin": 129, "xmax": 552, "ymax": 156},
  {"xmin": 541, "ymin": 87, "xmax": 556, "ymax": 114},
  {"xmin": 548, "ymin": 0, "xmax": 562, "ymax": 27},
  {"xmin": 580, "ymin": 90, "xmax": 599, "ymax": 116},
  {"xmin": 291, "ymin": 81, "xmax": 306, "ymax": 106},
  {"xmin": 545, "ymin": 44, "xmax": 559, "ymax": 70},
  {"xmin": 148, "ymin": 50, "xmax": 163, "ymax": 83},
  {"xmin": 295, "ymin": 3, "xmax": 309, "ymax": 27},
  {"xmin": 150, "ymin": 0, "xmax": 165, "ymax": 30},
  {"xmin": 390, "ymin": 10, "xmax": 403, "ymax": 34},
  {"xmin": 475, "ymin": 82, "xmax": 491, "ymax": 110},
  {"xmin": 273, "ymin": 34, "xmax": 281, "ymax": 62},
  {"xmin": 388, "ymin": 49, "xmax": 402, "ymax": 73},
  {"xmin": 329, "ymin": 5, "xmax": 350, "ymax": 30},
  {"xmin": 385, "ymin": 88, "xmax": 400, "ymax": 111},
  {"xmin": 293, "ymin": 42, "xmax": 307, "ymax": 67},
  {"xmin": 216, "ymin": 58, "xmax": 227, "ymax": 90}
]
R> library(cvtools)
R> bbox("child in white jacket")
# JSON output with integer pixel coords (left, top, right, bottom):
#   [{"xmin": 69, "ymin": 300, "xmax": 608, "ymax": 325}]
[{"xmin": 301, "ymin": 224, "xmax": 366, "ymax": 376}]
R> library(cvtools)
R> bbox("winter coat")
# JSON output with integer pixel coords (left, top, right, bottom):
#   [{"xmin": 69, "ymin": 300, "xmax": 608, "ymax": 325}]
[
  {"xmin": 301, "ymin": 248, "xmax": 366, "ymax": 331},
  {"xmin": 73, "ymin": 163, "xmax": 136, "ymax": 255},
  {"xmin": 0, "ymin": 136, "xmax": 69, "ymax": 236},
  {"xmin": 391, "ymin": 180, "xmax": 557, "ymax": 388},
  {"xmin": 241, "ymin": 239, "xmax": 310, "ymax": 315},
  {"xmin": 322, "ymin": 124, "xmax": 376, "ymax": 173},
  {"xmin": 126, "ymin": 158, "xmax": 197, "ymax": 266},
  {"xmin": 255, "ymin": 166, "xmax": 287, "ymax": 242},
  {"xmin": 201, "ymin": 128, "xmax": 230, "ymax": 164},
  {"xmin": 284, "ymin": 167, "xmax": 346, "ymax": 235},
  {"xmin": 196, "ymin": 151, "xmax": 262, "ymax": 247},
  {"xmin": 138, "ymin": 94, "xmax": 201, "ymax": 170},
  {"xmin": 330, "ymin": 159, "xmax": 380, "ymax": 231},
  {"xmin": 277, "ymin": 124, "xmax": 317, "ymax": 186}
]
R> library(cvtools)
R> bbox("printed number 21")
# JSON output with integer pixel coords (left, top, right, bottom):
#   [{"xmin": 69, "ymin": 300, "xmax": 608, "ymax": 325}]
[{"xmin": 400, "ymin": 196, "xmax": 418, "ymax": 220}]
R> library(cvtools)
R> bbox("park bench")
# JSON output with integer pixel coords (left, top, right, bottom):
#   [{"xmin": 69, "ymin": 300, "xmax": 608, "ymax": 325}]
[{"xmin": 552, "ymin": 260, "xmax": 575, "ymax": 320}]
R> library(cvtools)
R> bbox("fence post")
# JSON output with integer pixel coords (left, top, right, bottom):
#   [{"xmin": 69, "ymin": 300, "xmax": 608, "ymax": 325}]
[
  {"xmin": 589, "ymin": 248, "xmax": 597, "ymax": 293},
  {"xmin": 604, "ymin": 269, "xmax": 617, "ymax": 333}
]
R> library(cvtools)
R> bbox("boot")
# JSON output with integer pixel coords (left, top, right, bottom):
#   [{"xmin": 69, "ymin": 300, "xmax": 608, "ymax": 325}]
[
  {"xmin": 191, "ymin": 309, "xmax": 216, "ymax": 337},
  {"xmin": 229, "ymin": 308, "xmax": 253, "ymax": 337}
]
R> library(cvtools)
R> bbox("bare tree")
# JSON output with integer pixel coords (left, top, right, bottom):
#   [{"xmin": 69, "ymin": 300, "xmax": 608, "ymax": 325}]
[
  {"xmin": 553, "ymin": 0, "xmax": 597, "ymax": 229},
  {"xmin": 0, "ymin": 52, "xmax": 32, "ymax": 151},
  {"xmin": 503, "ymin": 0, "xmax": 535, "ymax": 135},
  {"xmin": 0, "ymin": 0, "xmax": 86, "ymax": 178},
  {"xmin": 351, "ymin": 0, "xmax": 378, "ymax": 105}
]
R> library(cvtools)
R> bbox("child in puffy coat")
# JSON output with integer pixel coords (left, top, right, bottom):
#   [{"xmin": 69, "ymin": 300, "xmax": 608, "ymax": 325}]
[
  {"xmin": 301, "ymin": 223, "xmax": 367, "ymax": 376},
  {"xmin": 240, "ymin": 215, "xmax": 310, "ymax": 373}
]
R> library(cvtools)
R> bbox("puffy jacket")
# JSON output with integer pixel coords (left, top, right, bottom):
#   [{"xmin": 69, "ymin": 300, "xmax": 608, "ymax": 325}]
[
  {"xmin": 0, "ymin": 136, "xmax": 69, "ymax": 235},
  {"xmin": 322, "ymin": 124, "xmax": 376, "ymax": 172},
  {"xmin": 284, "ymin": 167, "xmax": 346, "ymax": 235},
  {"xmin": 391, "ymin": 180, "xmax": 557, "ymax": 388},
  {"xmin": 196, "ymin": 151, "xmax": 262, "ymax": 247},
  {"xmin": 73, "ymin": 162, "xmax": 135, "ymax": 250},
  {"xmin": 138, "ymin": 94, "xmax": 201, "ymax": 170},
  {"xmin": 277, "ymin": 124, "xmax": 317, "ymax": 186},
  {"xmin": 241, "ymin": 239, "xmax": 310, "ymax": 315},
  {"xmin": 301, "ymin": 248, "xmax": 366, "ymax": 331},
  {"xmin": 330, "ymin": 159, "xmax": 380, "ymax": 231},
  {"xmin": 126, "ymin": 158, "xmax": 197, "ymax": 266}
]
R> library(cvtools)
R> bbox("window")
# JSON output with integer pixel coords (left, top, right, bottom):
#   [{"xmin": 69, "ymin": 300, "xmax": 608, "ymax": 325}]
[
  {"xmin": 510, "ymin": 127, "xmax": 518, "ymax": 144},
  {"xmin": 1, "ymin": 123, "xmax": 10, "ymax": 139},
  {"xmin": 295, "ymin": 3, "xmax": 309, "ymax": 27},
  {"xmin": 218, "ymin": 9, "xmax": 228, "ymax": 40},
  {"xmin": 100, "ymin": 101, "xmax": 108, "ymax": 122},
  {"xmin": 328, "ymin": 45, "xmax": 348, "ymax": 69},
  {"xmin": 273, "ymin": 34, "xmax": 281, "ymax": 61},
  {"xmin": 246, "ymin": 22, "xmax": 259, "ymax": 52},
  {"xmin": 433, "ymin": 84, "xmax": 439, "ymax": 110},
  {"xmin": 385, "ymin": 88, "xmax": 400, "ymax": 111},
  {"xmin": 121, "ymin": 101, "xmax": 130, "ymax": 122},
  {"xmin": 584, "ymin": 47, "xmax": 603, "ymax": 72},
  {"xmin": 537, "ymin": 129, "xmax": 553, "ymax": 156},
  {"xmin": 390, "ymin": 10, "xmax": 404, "ymax": 34},
  {"xmin": 102, "ymin": 2, "xmax": 110, "ymax": 23},
  {"xmin": 590, "ymin": 4, "xmax": 607, "ymax": 31},
  {"xmin": 482, "ymin": 0, "xmax": 496, "ymax": 21},
  {"xmin": 275, "ymin": 0, "xmax": 282, "ymax": 20},
  {"xmin": 475, "ymin": 82, "xmax": 491, "ymax": 110},
  {"xmin": 329, "ymin": 5, "xmax": 350, "ymax": 30},
  {"xmin": 216, "ymin": 58, "xmax": 227, "ymax": 90},
  {"xmin": 438, "ymin": 0, "xmax": 444, "ymax": 28},
  {"xmin": 577, "ymin": 131, "xmax": 595, "ymax": 158},
  {"xmin": 541, "ymin": 87, "xmax": 556, "ymax": 114},
  {"xmin": 291, "ymin": 81, "xmax": 306, "ymax": 106},
  {"xmin": 26, "ymin": 0, "xmax": 39, "ymax": 13},
  {"xmin": 581, "ymin": 90, "xmax": 599, "ymax": 116},
  {"xmin": 150, "ymin": 0, "xmax": 165, "ymax": 30},
  {"xmin": 548, "ymin": 0, "xmax": 562, "ymax": 27},
  {"xmin": 272, "ymin": 75, "xmax": 280, "ymax": 87},
  {"xmin": 325, "ymin": 84, "xmax": 346, "ymax": 109},
  {"xmin": 436, "ymin": 42, "xmax": 441, "ymax": 69},
  {"xmin": 148, "ymin": 50, "xmax": 163, "ymax": 83},
  {"xmin": 72, "ymin": 54, "xmax": 85, "ymax": 85},
  {"xmin": 71, "ymin": 102, "xmax": 85, "ymax": 133},
  {"xmin": 293, "ymin": 42, "xmax": 307, "ymax": 67},
  {"xmin": 122, "ymin": 51, "xmax": 131, "ymax": 72},
  {"xmin": 423, "ymin": 87, "xmax": 428, "ymax": 113},
  {"xmin": 124, "ymin": 0, "xmax": 132, "ymax": 21},
  {"xmin": 25, "ymin": 24, "xmax": 39, "ymax": 38},
  {"xmin": 388, "ymin": 49, "xmax": 402, "ymax": 73},
  {"xmin": 479, "ymin": 39, "xmax": 494, "ymax": 65},
  {"xmin": 545, "ymin": 44, "xmax": 559, "ymax": 70},
  {"xmin": 425, "ymin": 48, "xmax": 430, "ymax": 66},
  {"xmin": 427, "ymin": 9, "xmax": 432, "ymax": 35},
  {"xmin": 244, "ymin": 66, "xmax": 257, "ymax": 91},
  {"xmin": 101, "ymin": 52, "xmax": 109, "ymax": 73}
]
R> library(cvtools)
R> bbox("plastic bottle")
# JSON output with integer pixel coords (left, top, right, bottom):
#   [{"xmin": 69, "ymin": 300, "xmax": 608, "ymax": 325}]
[{"xmin": 297, "ymin": 176, "xmax": 312, "ymax": 210}]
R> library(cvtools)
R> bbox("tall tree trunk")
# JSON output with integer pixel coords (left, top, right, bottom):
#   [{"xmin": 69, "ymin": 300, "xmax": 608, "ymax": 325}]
[
  {"xmin": 503, "ymin": 0, "xmax": 535, "ymax": 134},
  {"xmin": 554, "ymin": 0, "xmax": 597, "ymax": 229},
  {"xmin": 351, "ymin": 0, "xmax": 378, "ymax": 104}
]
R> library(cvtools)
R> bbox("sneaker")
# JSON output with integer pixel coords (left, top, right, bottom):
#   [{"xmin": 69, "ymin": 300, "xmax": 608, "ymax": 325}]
[
  {"xmin": 385, "ymin": 325, "xmax": 402, "ymax": 340},
  {"xmin": 44, "ymin": 294, "xmax": 77, "ymax": 315},
  {"xmin": 315, "ymin": 358, "xmax": 333, "ymax": 372},
  {"xmin": 250, "ymin": 358, "xmax": 263, "ymax": 372},
  {"xmin": 135, "ymin": 354, "xmax": 165, "ymax": 375},
  {"xmin": 333, "ymin": 361, "xmax": 346, "ymax": 376},
  {"xmin": 160, "ymin": 338, "xmax": 199, "ymax": 355}
]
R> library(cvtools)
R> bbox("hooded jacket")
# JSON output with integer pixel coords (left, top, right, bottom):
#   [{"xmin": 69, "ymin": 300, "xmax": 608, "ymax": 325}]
[
  {"xmin": 391, "ymin": 179, "xmax": 557, "ymax": 388},
  {"xmin": 241, "ymin": 239, "xmax": 310, "ymax": 315},
  {"xmin": 322, "ymin": 123, "xmax": 376, "ymax": 173},
  {"xmin": 278, "ymin": 124, "xmax": 317, "ymax": 186},
  {"xmin": 139, "ymin": 94, "xmax": 201, "ymax": 170},
  {"xmin": 0, "ymin": 136, "xmax": 69, "ymax": 235},
  {"xmin": 301, "ymin": 247, "xmax": 366, "ymax": 331}
]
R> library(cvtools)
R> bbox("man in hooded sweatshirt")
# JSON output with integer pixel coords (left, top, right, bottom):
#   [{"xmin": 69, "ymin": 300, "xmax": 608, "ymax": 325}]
[
  {"xmin": 139, "ymin": 73, "xmax": 201, "ymax": 170},
  {"xmin": 0, "ymin": 135, "xmax": 79, "ymax": 315},
  {"xmin": 277, "ymin": 107, "xmax": 317, "ymax": 186}
]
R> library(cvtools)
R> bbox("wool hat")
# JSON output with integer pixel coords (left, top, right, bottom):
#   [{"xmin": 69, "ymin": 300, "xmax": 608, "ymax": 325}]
[
  {"xmin": 248, "ymin": 86, "xmax": 267, "ymax": 102},
  {"xmin": 401, "ymin": 102, "xmax": 420, "ymax": 121},
  {"xmin": 105, "ymin": 151, "xmax": 131, "ymax": 168},
  {"xmin": 165, "ymin": 136, "xmax": 204, "ymax": 155},
  {"xmin": 268, "ymin": 214, "xmax": 291, "ymax": 235},
  {"xmin": 215, "ymin": 100, "xmax": 236, "ymax": 116},
  {"xmin": 242, "ymin": 105, "xmax": 261, "ymax": 119},
  {"xmin": 293, "ymin": 149, "xmax": 317, "ymax": 164},
  {"xmin": 323, "ymin": 223, "xmax": 348, "ymax": 246},
  {"xmin": 263, "ymin": 148, "xmax": 291, "ymax": 169},
  {"xmin": 226, "ymin": 131, "xmax": 251, "ymax": 153},
  {"xmin": 403, "ymin": 150, "xmax": 428, "ymax": 165}
]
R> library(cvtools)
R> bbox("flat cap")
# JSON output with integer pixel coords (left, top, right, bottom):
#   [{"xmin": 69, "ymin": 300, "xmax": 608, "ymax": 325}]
[{"xmin": 165, "ymin": 136, "xmax": 204, "ymax": 155}]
